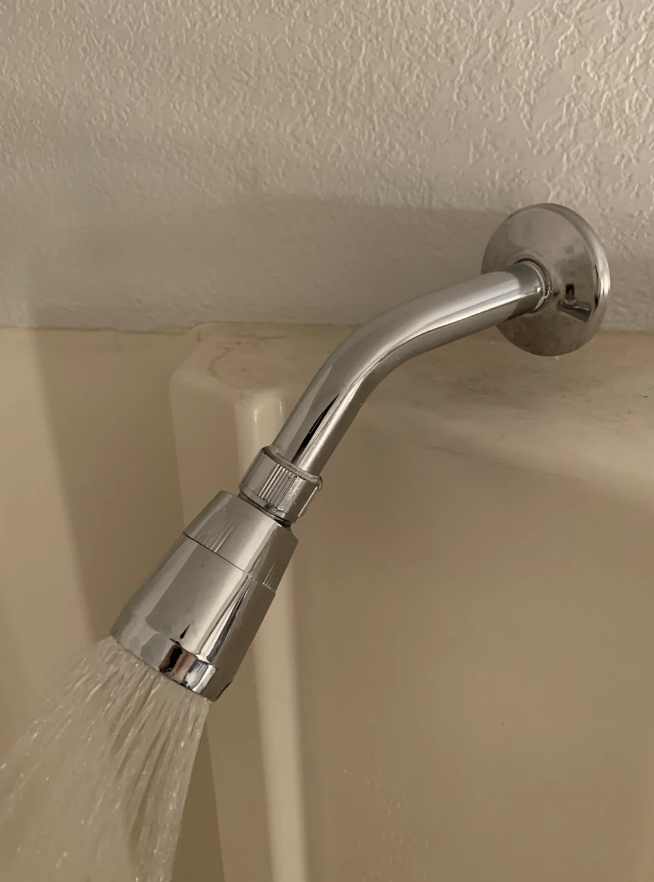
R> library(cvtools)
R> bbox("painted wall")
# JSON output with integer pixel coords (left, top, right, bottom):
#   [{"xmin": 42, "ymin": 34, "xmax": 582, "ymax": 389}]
[
  {"xmin": 171, "ymin": 325, "xmax": 654, "ymax": 882},
  {"xmin": 2, "ymin": 1, "xmax": 653, "ymax": 331},
  {"xmin": 0, "ymin": 328, "xmax": 219, "ymax": 881},
  {"xmin": 1, "ymin": 323, "xmax": 653, "ymax": 880}
]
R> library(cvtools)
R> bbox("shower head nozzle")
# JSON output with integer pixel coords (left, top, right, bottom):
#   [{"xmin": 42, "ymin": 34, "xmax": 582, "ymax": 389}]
[
  {"xmin": 113, "ymin": 203, "xmax": 610, "ymax": 699},
  {"xmin": 112, "ymin": 492, "xmax": 296, "ymax": 700}
]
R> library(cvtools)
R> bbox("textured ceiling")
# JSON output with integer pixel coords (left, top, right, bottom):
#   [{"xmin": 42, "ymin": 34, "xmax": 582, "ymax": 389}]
[{"xmin": 2, "ymin": 0, "xmax": 652, "ymax": 330}]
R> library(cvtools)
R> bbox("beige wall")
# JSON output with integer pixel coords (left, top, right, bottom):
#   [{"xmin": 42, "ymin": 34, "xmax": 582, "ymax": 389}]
[
  {"xmin": 3, "ymin": 323, "xmax": 654, "ymax": 880},
  {"xmin": 170, "ymin": 324, "xmax": 654, "ymax": 882},
  {"xmin": 0, "ymin": 327, "xmax": 219, "ymax": 880},
  {"xmin": 0, "ymin": 329, "xmax": 194, "ymax": 738},
  {"xmin": 2, "ymin": 1, "xmax": 654, "ymax": 332},
  {"xmin": 297, "ymin": 429, "xmax": 654, "ymax": 881}
]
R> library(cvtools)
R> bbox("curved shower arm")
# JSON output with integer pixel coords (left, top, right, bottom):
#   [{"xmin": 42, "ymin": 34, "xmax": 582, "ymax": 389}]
[
  {"xmin": 240, "ymin": 204, "xmax": 609, "ymax": 524},
  {"xmin": 239, "ymin": 264, "xmax": 545, "ymax": 522},
  {"xmin": 272, "ymin": 264, "xmax": 544, "ymax": 474}
]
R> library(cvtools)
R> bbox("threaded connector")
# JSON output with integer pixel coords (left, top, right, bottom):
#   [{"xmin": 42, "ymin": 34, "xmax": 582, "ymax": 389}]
[{"xmin": 240, "ymin": 446, "xmax": 322, "ymax": 524}]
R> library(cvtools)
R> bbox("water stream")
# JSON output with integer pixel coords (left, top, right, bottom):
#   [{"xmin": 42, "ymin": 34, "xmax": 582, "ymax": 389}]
[{"xmin": 0, "ymin": 637, "xmax": 209, "ymax": 881}]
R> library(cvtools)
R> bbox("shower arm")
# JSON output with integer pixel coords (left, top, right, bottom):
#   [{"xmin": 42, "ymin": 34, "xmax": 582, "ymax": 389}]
[
  {"xmin": 113, "ymin": 203, "xmax": 610, "ymax": 700},
  {"xmin": 239, "ymin": 203, "xmax": 609, "ymax": 524},
  {"xmin": 270, "ymin": 265, "xmax": 543, "ymax": 473},
  {"xmin": 239, "ymin": 262, "xmax": 545, "ymax": 523}
]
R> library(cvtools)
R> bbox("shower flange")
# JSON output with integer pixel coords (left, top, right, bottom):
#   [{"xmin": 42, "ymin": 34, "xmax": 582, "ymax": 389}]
[{"xmin": 482, "ymin": 203, "xmax": 610, "ymax": 356}]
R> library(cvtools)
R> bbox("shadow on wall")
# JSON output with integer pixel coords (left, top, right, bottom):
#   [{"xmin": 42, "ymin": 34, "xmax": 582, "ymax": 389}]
[
  {"xmin": 26, "ymin": 329, "xmax": 197, "ymax": 641},
  {"xmin": 15, "ymin": 192, "xmax": 652, "ymax": 330},
  {"xmin": 24, "ymin": 196, "xmax": 508, "ymax": 328}
]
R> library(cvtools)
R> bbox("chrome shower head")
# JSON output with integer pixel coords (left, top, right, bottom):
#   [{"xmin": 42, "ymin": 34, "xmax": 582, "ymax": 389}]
[
  {"xmin": 112, "ymin": 492, "xmax": 296, "ymax": 700},
  {"xmin": 112, "ymin": 204, "xmax": 610, "ymax": 700}
]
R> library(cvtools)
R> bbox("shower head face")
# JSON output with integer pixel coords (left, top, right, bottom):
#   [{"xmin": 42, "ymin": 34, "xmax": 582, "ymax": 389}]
[
  {"xmin": 482, "ymin": 204, "xmax": 610, "ymax": 356},
  {"xmin": 112, "ymin": 493, "xmax": 296, "ymax": 700}
]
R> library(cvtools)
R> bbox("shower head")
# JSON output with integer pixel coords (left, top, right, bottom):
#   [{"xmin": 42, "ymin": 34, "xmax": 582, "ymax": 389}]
[
  {"xmin": 112, "ymin": 204, "xmax": 610, "ymax": 700},
  {"xmin": 112, "ymin": 492, "xmax": 296, "ymax": 699}
]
